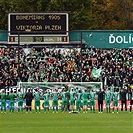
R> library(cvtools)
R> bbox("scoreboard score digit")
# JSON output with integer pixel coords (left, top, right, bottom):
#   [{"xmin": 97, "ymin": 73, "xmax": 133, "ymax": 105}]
[{"xmin": 8, "ymin": 12, "xmax": 69, "ymax": 44}]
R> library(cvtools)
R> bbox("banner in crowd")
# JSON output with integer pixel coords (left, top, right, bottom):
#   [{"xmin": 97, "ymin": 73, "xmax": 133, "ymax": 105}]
[
  {"xmin": 0, "ymin": 86, "xmax": 18, "ymax": 95},
  {"xmin": 91, "ymin": 67, "xmax": 102, "ymax": 78}
]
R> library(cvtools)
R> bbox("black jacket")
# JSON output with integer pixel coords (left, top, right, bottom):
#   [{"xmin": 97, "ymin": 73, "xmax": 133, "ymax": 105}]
[
  {"xmin": 120, "ymin": 90, "xmax": 127, "ymax": 101},
  {"xmin": 24, "ymin": 92, "xmax": 34, "ymax": 101},
  {"xmin": 97, "ymin": 91, "xmax": 104, "ymax": 101}
]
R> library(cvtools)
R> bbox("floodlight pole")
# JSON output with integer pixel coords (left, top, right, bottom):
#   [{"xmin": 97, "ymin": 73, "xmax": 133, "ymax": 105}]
[
  {"xmin": 17, "ymin": 32, "xmax": 20, "ymax": 81},
  {"xmin": 80, "ymin": 31, "xmax": 83, "ymax": 82}
]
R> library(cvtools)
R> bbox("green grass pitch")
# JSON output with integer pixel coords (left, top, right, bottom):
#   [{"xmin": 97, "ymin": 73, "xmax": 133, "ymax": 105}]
[{"xmin": 0, "ymin": 111, "xmax": 133, "ymax": 133}]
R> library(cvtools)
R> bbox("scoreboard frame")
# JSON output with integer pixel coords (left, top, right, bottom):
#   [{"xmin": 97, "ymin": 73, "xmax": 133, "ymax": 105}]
[{"xmin": 8, "ymin": 12, "xmax": 69, "ymax": 44}]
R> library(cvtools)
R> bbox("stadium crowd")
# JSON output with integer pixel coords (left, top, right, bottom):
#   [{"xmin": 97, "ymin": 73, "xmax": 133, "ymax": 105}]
[{"xmin": 0, "ymin": 47, "xmax": 133, "ymax": 89}]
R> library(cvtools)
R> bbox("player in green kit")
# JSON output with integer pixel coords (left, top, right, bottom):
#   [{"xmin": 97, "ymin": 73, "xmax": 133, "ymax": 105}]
[
  {"xmin": 17, "ymin": 89, "xmax": 23, "ymax": 113},
  {"xmin": 34, "ymin": 88, "xmax": 41, "ymax": 113},
  {"xmin": 0, "ymin": 90, "xmax": 6, "ymax": 114},
  {"xmin": 9, "ymin": 90, "xmax": 15, "ymax": 114},
  {"xmin": 112, "ymin": 89, "xmax": 120, "ymax": 113},
  {"xmin": 43, "ymin": 90, "xmax": 50, "ymax": 113},
  {"xmin": 105, "ymin": 88, "xmax": 111, "ymax": 113},
  {"xmin": 69, "ymin": 88, "xmax": 76, "ymax": 112},
  {"xmin": 89, "ymin": 90, "xmax": 96, "ymax": 113},
  {"xmin": 82, "ymin": 89, "xmax": 89, "ymax": 113},
  {"xmin": 52, "ymin": 89, "xmax": 59, "ymax": 113},
  {"xmin": 76, "ymin": 90, "xmax": 82, "ymax": 112},
  {"xmin": 61, "ymin": 88, "xmax": 68, "ymax": 112}
]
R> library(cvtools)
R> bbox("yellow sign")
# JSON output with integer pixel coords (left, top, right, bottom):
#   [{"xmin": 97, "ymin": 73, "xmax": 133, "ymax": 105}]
[{"xmin": 31, "ymin": 100, "xmax": 62, "ymax": 109}]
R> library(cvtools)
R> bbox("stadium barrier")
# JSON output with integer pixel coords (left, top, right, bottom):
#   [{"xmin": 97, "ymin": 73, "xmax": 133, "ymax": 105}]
[
  {"xmin": 0, "ymin": 100, "xmax": 131, "ymax": 110},
  {"xmin": 0, "ymin": 100, "xmax": 26, "ymax": 110}
]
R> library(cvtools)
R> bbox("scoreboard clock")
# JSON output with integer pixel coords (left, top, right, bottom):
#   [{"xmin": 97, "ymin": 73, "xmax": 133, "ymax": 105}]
[{"xmin": 8, "ymin": 13, "xmax": 69, "ymax": 44}]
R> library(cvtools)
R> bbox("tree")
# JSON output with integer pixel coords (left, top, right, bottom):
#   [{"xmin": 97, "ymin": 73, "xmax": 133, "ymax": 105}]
[
  {"xmin": 46, "ymin": 0, "xmax": 92, "ymax": 30},
  {"xmin": 0, "ymin": 0, "xmax": 133, "ymax": 30},
  {"xmin": 91, "ymin": 0, "xmax": 133, "ymax": 30},
  {"xmin": 0, "ymin": 0, "xmax": 51, "ymax": 30}
]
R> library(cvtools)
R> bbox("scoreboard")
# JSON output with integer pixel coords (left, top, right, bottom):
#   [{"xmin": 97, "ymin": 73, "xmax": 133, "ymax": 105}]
[
  {"xmin": 9, "ymin": 36, "xmax": 68, "ymax": 44},
  {"xmin": 8, "ymin": 13, "xmax": 69, "ymax": 44}
]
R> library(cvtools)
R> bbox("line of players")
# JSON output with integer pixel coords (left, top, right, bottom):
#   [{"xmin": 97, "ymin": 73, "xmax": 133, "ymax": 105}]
[{"xmin": 0, "ymin": 87, "xmax": 133, "ymax": 114}]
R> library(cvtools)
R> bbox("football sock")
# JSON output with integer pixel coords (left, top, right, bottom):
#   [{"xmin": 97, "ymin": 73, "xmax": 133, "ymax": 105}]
[{"xmin": 56, "ymin": 106, "xmax": 58, "ymax": 111}]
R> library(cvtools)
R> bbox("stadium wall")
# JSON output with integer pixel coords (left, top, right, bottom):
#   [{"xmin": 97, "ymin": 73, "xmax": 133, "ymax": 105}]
[
  {"xmin": 0, "ymin": 100, "xmax": 130, "ymax": 110},
  {"xmin": 70, "ymin": 30, "xmax": 133, "ymax": 48},
  {"xmin": 1, "ymin": 30, "xmax": 133, "ymax": 48},
  {"xmin": 0, "ymin": 30, "xmax": 8, "ymax": 42}
]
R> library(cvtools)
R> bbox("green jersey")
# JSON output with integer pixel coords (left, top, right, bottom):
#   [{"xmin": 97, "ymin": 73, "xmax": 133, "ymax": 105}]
[
  {"xmin": 62, "ymin": 92, "xmax": 68, "ymax": 100},
  {"xmin": 0, "ymin": 93, "xmax": 6, "ymax": 102},
  {"xmin": 105, "ymin": 91, "xmax": 111, "ymax": 100},
  {"xmin": 70, "ymin": 92, "xmax": 75, "ymax": 100},
  {"xmin": 113, "ymin": 92, "xmax": 120, "ymax": 101},
  {"xmin": 89, "ymin": 92, "xmax": 96, "ymax": 101},
  {"xmin": 76, "ymin": 93, "xmax": 82, "ymax": 100},
  {"xmin": 9, "ymin": 93, "xmax": 15, "ymax": 102},
  {"xmin": 43, "ymin": 93, "xmax": 50, "ymax": 100},
  {"xmin": 17, "ymin": 92, "xmax": 23, "ymax": 101},
  {"xmin": 109, "ymin": 86, "xmax": 115, "ymax": 92},
  {"xmin": 34, "ymin": 92, "xmax": 41, "ymax": 101},
  {"xmin": 52, "ymin": 92, "xmax": 59, "ymax": 101},
  {"xmin": 82, "ymin": 92, "xmax": 89, "ymax": 100}
]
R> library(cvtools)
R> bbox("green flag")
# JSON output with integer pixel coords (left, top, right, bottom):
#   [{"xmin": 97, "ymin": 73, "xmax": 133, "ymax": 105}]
[{"xmin": 91, "ymin": 67, "xmax": 102, "ymax": 78}]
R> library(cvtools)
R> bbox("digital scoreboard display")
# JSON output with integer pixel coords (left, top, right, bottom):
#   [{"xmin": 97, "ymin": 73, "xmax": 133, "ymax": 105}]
[
  {"xmin": 9, "ymin": 36, "xmax": 68, "ymax": 44},
  {"xmin": 8, "ymin": 13, "xmax": 69, "ymax": 44}
]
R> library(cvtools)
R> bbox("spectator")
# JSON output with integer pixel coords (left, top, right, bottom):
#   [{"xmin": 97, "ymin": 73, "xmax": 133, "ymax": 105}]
[
  {"xmin": 24, "ymin": 89, "xmax": 34, "ymax": 113},
  {"xmin": 97, "ymin": 88, "xmax": 104, "ymax": 113},
  {"xmin": 0, "ymin": 47, "xmax": 132, "ymax": 90},
  {"xmin": 120, "ymin": 89, "xmax": 127, "ymax": 111}
]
